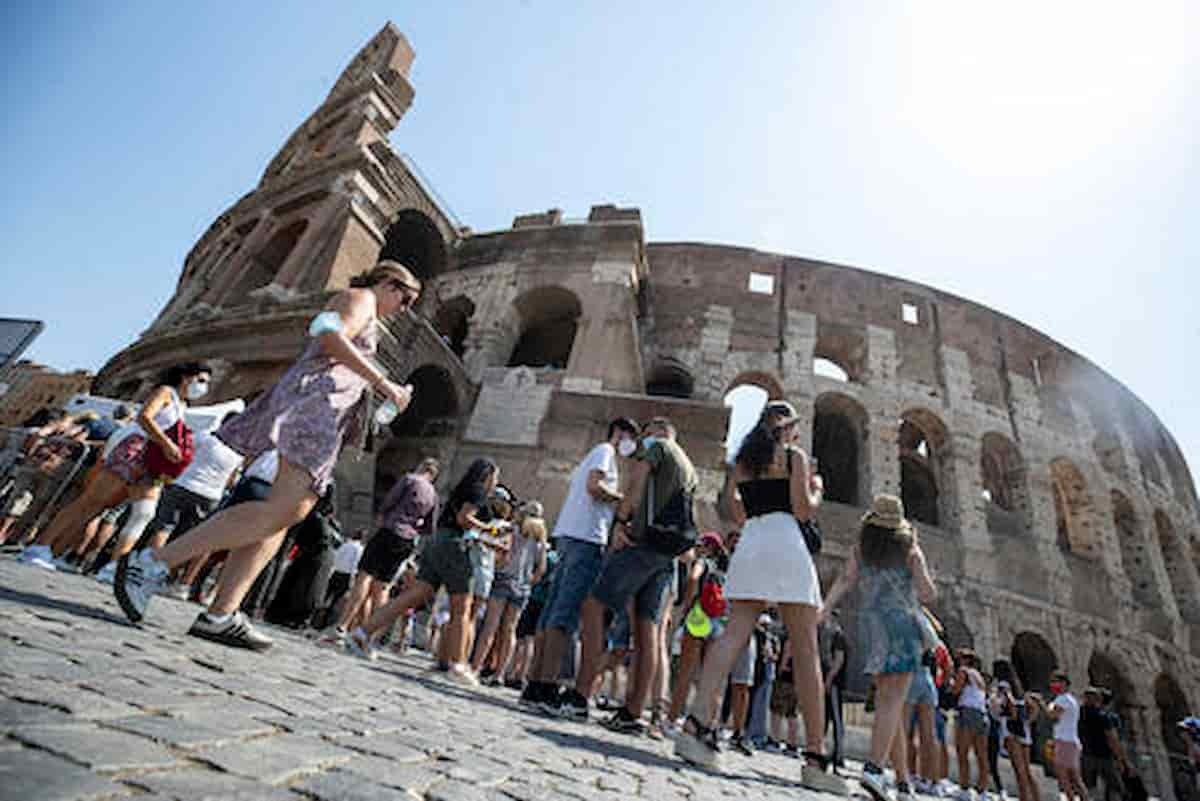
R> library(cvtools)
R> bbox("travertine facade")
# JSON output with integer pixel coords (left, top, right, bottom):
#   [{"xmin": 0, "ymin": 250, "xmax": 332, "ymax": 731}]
[
  {"xmin": 0, "ymin": 361, "xmax": 94, "ymax": 426},
  {"xmin": 93, "ymin": 24, "xmax": 1198, "ymax": 799}
]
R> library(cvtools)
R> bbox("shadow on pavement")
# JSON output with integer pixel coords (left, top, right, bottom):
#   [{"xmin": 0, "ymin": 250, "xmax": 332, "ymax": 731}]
[{"xmin": 0, "ymin": 585, "xmax": 127, "ymax": 626}]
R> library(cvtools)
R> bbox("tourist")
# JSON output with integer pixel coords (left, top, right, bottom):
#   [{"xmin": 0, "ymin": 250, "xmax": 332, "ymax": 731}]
[
  {"xmin": 506, "ymin": 539, "xmax": 558, "ymax": 689},
  {"xmin": 668, "ymin": 532, "xmax": 728, "ymax": 723},
  {"xmin": 951, "ymin": 650, "xmax": 993, "ymax": 801},
  {"xmin": 328, "ymin": 458, "xmax": 439, "ymax": 639},
  {"xmin": 317, "ymin": 528, "xmax": 365, "ymax": 629},
  {"xmin": 22, "ymin": 361, "xmax": 212, "ymax": 569},
  {"xmin": 520, "ymin": 417, "xmax": 638, "ymax": 714},
  {"xmin": 467, "ymin": 484, "xmax": 515, "ymax": 659},
  {"xmin": 906, "ymin": 649, "xmax": 944, "ymax": 796},
  {"xmin": 350, "ymin": 457, "xmax": 502, "ymax": 685},
  {"xmin": 747, "ymin": 612, "xmax": 780, "ymax": 747},
  {"xmin": 768, "ymin": 633, "xmax": 801, "ymax": 755},
  {"xmin": 822, "ymin": 494, "xmax": 937, "ymax": 801},
  {"xmin": 822, "ymin": 611, "xmax": 849, "ymax": 770},
  {"xmin": 472, "ymin": 501, "xmax": 548, "ymax": 682},
  {"xmin": 113, "ymin": 261, "xmax": 421, "ymax": 649},
  {"xmin": 1079, "ymin": 686, "xmax": 1128, "ymax": 801},
  {"xmin": 674, "ymin": 401, "xmax": 845, "ymax": 794},
  {"xmin": 992, "ymin": 670, "xmax": 1040, "ymax": 801},
  {"xmin": 1047, "ymin": 672, "xmax": 1088, "ymax": 801},
  {"xmin": 573, "ymin": 417, "xmax": 698, "ymax": 733}
]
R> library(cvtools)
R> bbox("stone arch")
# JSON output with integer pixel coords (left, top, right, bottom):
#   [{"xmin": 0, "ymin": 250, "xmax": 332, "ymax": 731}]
[
  {"xmin": 1090, "ymin": 410, "xmax": 1128, "ymax": 476},
  {"xmin": 1155, "ymin": 510, "xmax": 1200, "ymax": 622},
  {"xmin": 812, "ymin": 392, "xmax": 869, "ymax": 507},
  {"xmin": 1111, "ymin": 490, "xmax": 1164, "ymax": 609},
  {"xmin": 725, "ymin": 371, "xmax": 784, "ymax": 400},
  {"xmin": 1088, "ymin": 650, "xmax": 1140, "ymax": 749},
  {"xmin": 432, "ymin": 295, "xmax": 475, "ymax": 358},
  {"xmin": 1011, "ymin": 631, "xmax": 1058, "ymax": 694},
  {"xmin": 899, "ymin": 408, "xmax": 954, "ymax": 529},
  {"xmin": 390, "ymin": 364, "xmax": 459, "ymax": 439},
  {"xmin": 1049, "ymin": 457, "xmax": 1099, "ymax": 558},
  {"xmin": 813, "ymin": 322, "xmax": 866, "ymax": 383},
  {"xmin": 646, "ymin": 358, "xmax": 695, "ymax": 399},
  {"xmin": 1154, "ymin": 672, "xmax": 1194, "ymax": 801},
  {"xmin": 928, "ymin": 605, "xmax": 974, "ymax": 650},
  {"xmin": 507, "ymin": 286, "xmax": 582, "ymax": 369},
  {"xmin": 980, "ymin": 432, "xmax": 1032, "ymax": 537},
  {"xmin": 379, "ymin": 208, "xmax": 448, "ymax": 281},
  {"xmin": 228, "ymin": 219, "xmax": 308, "ymax": 301}
]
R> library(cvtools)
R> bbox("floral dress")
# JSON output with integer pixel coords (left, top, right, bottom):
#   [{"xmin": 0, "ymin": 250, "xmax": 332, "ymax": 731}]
[
  {"xmin": 216, "ymin": 320, "xmax": 377, "ymax": 495},
  {"xmin": 858, "ymin": 562, "xmax": 924, "ymax": 675}
]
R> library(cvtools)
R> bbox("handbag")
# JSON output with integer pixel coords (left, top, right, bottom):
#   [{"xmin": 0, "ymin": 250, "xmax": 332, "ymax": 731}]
[
  {"xmin": 144, "ymin": 417, "xmax": 194, "ymax": 480},
  {"xmin": 785, "ymin": 449, "xmax": 823, "ymax": 554}
]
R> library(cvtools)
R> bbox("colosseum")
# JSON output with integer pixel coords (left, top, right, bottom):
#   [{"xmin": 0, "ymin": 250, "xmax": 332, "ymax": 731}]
[{"xmin": 93, "ymin": 23, "xmax": 1198, "ymax": 799}]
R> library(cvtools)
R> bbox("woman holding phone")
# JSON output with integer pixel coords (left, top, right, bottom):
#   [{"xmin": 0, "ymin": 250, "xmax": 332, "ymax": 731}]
[{"xmin": 115, "ymin": 259, "xmax": 422, "ymax": 650}]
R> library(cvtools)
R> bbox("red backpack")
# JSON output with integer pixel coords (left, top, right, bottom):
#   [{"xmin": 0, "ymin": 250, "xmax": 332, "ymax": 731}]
[
  {"xmin": 144, "ymin": 418, "xmax": 195, "ymax": 479},
  {"xmin": 699, "ymin": 573, "xmax": 727, "ymax": 619}
]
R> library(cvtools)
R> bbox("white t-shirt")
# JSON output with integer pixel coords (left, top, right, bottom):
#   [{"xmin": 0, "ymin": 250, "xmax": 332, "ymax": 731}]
[
  {"xmin": 333, "ymin": 540, "xmax": 364, "ymax": 574},
  {"xmin": 244, "ymin": 450, "xmax": 280, "ymax": 484},
  {"xmin": 552, "ymin": 443, "xmax": 618, "ymax": 545},
  {"xmin": 174, "ymin": 432, "xmax": 243, "ymax": 501},
  {"xmin": 1053, "ymin": 693, "xmax": 1081, "ymax": 744}
]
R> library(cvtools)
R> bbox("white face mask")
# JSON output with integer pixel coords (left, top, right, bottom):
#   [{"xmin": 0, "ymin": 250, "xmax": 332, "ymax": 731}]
[
  {"xmin": 618, "ymin": 438, "xmax": 637, "ymax": 458},
  {"xmin": 186, "ymin": 379, "xmax": 210, "ymax": 401}
]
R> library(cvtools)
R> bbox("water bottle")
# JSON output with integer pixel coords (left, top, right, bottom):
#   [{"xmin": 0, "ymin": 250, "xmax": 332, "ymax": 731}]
[{"xmin": 374, "ymin": 400, "xmax": 398, "ymax": 426}]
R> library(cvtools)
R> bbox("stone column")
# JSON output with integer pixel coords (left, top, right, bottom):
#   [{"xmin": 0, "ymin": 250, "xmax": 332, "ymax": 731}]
[{"xmin": 865, "ymin": 325, "xmax": 900, "ymax": 498}]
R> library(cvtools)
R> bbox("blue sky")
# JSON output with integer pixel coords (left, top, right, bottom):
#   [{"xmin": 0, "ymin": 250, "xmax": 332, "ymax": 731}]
[{"xmin": 2, "ymin": 2, "xmax": 1198, "ymax": 480}]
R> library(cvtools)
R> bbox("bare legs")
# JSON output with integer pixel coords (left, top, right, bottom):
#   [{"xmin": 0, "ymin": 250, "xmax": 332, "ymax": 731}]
[
  {"xmin": 670, "ymin": 633, "xmax": 705, "ymax": 720},
  {"xmin": 471, "ymin": 599, "xmax": 507, "ymax": 673},
  {"xmin": 870, "ymin": 673, "xmax": 915, "ymax": 783},
  {"xmin": 34, "ymin": 469, "xmax": 127, "ymax": 554},
  {"xmin": 336, "ymin": 572, "xmax": 378, "ymax": 631},
  {"xmin": 778, "ymin": 603, "xmax": 828, "ymax": 760},
  {"xmin": 957, "ymin": 725, "xmax": 991, "ymax": 794}
]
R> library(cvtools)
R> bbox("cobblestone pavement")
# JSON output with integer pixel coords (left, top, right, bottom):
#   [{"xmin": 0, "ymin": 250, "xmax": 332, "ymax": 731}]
[{"xmin": 0, "ymin": 558, "xmax": 839, "ymax": 801}]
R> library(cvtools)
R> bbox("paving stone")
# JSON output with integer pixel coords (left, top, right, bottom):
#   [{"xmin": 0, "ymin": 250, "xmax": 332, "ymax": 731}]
[
  {"xmin": 0, "ymin": 747, "xmax": 125, "ymax": 801},
  {"xmin": 170, "ymin": 707, "xmax": 278, "ymax": 738},
  {"xmin": 125, "ymin": 768, "xmax": 299, "ymax": 801},
  {"xmin": 340, "ymin": 755, "xmax": 446, "ymax": 793},
  {"xmin": 330, "ymin": 733, "xmax": 429, "ymax": 762},
  {"xmin": 195, "ymin": 732, "xmax": 355, "ymax": 784},
  {"xmin": 0, "ymin": 698, "xmax": 74, "ymax": 731},
  {"xmin": 428, "ymin": 779, "xmax": 490, "ymax": 801},
  {"xmin": 104, "ymin": 714, "xmax": 235, "ymax": 748},
  {"xmin": 296, "ymin": 769, "xmax": 416, "ymax": 801},
  {"xmin": 14, "ymin": 724, "xmax": 181, "ymax": 772}
]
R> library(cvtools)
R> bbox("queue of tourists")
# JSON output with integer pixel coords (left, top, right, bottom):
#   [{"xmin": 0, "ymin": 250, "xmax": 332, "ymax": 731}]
[{"xmin": 2, "ymin": 258, "xmax": 1179, "ymax": 801}]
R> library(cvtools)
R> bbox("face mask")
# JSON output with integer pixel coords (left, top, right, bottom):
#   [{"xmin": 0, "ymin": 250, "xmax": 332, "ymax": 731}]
[
  {"xmin": 1050, "ymin": 683, "xmax": 1065, "ymax": 695},
  {"xmin": 642, "ymin": 435, "xmax": 658, "ymax": 450},
  {"xmin": 186, "ymin": 379, "xmax": 210, "ymax": 401},
  {"xmin": 618, "ymin": 438, "xmax": 637, "ymax": 458}
]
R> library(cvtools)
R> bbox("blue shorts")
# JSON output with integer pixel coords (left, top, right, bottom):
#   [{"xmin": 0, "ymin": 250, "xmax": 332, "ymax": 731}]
[
  {"xmin": 538, "ymin": 537, "xmax": 605, "ymax": 635},
  {"xmin": 607, "ymin": 608, "xmax": 631, "ymax": 651},
  {"xmin": 907, "ymin": 667, "xmax": 937, "ymax": 707},
  {"xmin": 910, "ymin": 703, "xmax": 948, "ymax": 744},
  {"xmin": 590, "ymin": 545, "xmax": 675, "ymax": 624}
]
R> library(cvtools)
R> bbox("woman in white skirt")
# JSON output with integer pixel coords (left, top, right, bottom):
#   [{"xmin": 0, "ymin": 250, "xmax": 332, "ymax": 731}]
[{"xmin": 675, "ymin": 401, "xmax": 846, "ymax": 794}]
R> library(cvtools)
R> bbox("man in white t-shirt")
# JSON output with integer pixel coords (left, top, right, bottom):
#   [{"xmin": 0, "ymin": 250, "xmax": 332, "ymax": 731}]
[
  {"xmin": 1048, "ymin": 671, "xmax": 1089, "ymax": 801},
  {"xmin": 519, "ymin": 417, "xmax": 639, "ymax": 715},
  {"xmin": 317, "ymin": 530, "xmax": 365, "ymax": 629}
]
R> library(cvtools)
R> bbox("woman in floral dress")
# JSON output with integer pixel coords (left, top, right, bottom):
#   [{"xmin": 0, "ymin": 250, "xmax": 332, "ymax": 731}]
[{"xmin": 115, "ymin": 260, "xmax": 421, "ymax": 650}]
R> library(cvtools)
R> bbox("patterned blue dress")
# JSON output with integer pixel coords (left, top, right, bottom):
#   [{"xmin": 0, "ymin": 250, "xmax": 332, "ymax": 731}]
[{"xmin": 858, "ymin": 562, "xmax": 924, "ymax": 675}]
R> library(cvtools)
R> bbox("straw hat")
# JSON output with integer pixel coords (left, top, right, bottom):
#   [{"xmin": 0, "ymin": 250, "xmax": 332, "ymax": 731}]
[{"xmin": 862, "ymin": 494, "xmax": 914, "ymax": 533}]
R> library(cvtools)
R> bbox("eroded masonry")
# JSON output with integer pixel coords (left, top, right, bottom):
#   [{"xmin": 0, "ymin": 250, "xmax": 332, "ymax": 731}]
[{"xmin": 92, "ymin": 23, "xmax": 1199, "ymax": 800}]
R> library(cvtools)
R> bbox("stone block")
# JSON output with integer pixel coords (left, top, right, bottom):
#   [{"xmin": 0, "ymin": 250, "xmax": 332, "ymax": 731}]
[
  {"xmin": 194, "ymin": 732, "xmax": 355, "ymax": 784},
  {"xmin": 0, "ymin": 747, "xmax": 124, "ymax": 801},
  {"xmin": 14, "ymin": 724, "xmax": 181, "ymax": 772}
]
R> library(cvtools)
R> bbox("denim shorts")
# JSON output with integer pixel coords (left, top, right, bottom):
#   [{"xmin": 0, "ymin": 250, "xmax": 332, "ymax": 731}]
[
  {"xmin": 590, "ymin": 545, "xmax": 675, "ymax": 623},
  {"xmin": 607, "ymin": 608, "xmax": 632, "ymax": 651},
  {"xmin": 469, "ymin": 544, "xmax": 495, "ymax": 598},
  {"xmin": 958, "ymin": 707, "xmax": 988, "ymax": 737},
  {"xmin": 538, "ymin": 537, "xmax": 605, "ymax": 635},
  {"xmin": 907, "ymin": 667, "xmax": 937, "ymax": 707}
]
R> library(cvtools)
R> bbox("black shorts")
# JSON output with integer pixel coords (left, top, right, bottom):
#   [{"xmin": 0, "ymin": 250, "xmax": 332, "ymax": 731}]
[
  {"xmin": 151, "ymin": 485, "xmax": 217, "ymax": 543},
  {"xmin": 359, "ymin": 529, "xmax": 416, "ymax": 582},
  {"xmin": 516, "ymin": 599, "xmax": 545, "ymax": 640}
]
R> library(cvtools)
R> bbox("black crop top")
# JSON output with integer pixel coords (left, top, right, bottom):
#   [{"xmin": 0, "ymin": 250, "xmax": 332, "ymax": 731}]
[{"xmin": 736, "ymin": 478, "xmax": 792, "ymax": 518}]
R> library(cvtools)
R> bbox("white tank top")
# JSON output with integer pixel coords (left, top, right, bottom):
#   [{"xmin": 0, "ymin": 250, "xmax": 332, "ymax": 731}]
[
  {"xmin": 959, "ymin": 677, "xmax": 987, "ymax": 711},
  {"xmin": 152, "ymin": 388, "xmax": 183, "ymax": 430}
]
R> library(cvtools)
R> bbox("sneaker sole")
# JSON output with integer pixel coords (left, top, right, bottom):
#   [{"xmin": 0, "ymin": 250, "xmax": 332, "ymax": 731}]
[
  {"xmin": 860, "ymin": 777, "xmax": 892, "ymax": 801},
  {"xmin": 187, "ymin": 625, "xmax": 273, "ymax": 652},
  {"xmin": 113, "ymin": 556, "xmax": 143, "ymax": 624},
  {"xmin": 675, "ymin": 733, "xmax": 720, "ymax": 770}
]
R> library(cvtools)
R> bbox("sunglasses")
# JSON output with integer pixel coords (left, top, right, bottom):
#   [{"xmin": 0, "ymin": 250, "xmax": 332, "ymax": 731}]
[{"xmin": 386, "ymin": 280, "xmax": 421, "ymax": 300}]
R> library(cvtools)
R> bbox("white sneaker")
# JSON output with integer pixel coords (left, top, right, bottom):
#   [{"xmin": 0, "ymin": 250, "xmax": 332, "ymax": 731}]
[
  {"xmin": 897, "ymin": 782, "xmax": 918, "ymax": 801},
  {"xmin": 447, "ymin": 663, "xmax": 479, "ymax": 687},
  {"xmin": 18, "ymin": 544, "xmax": 55, "ymax": 568},
  {"xmin": 861, "ymin": 769, "xmax": 894, "ymax": 801},
  {"xmin": 348, "ymin": 627, "xmax": 377, "ymax": 661},
  {"xmin": 95, "ymin": 562, "xmax": 117, "ymax": 584},
  {"xmin": 114, "ymin": 550, "xmax": 169, "ymax": 623}
]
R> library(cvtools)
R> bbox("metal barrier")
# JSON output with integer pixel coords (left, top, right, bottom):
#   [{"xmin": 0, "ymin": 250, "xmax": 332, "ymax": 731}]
[{"xmin": 0, "ymin": 427, "xmax": 94, "ymax": 542}]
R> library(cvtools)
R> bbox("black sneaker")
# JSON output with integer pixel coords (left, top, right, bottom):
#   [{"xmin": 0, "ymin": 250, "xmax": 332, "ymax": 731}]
[
  {"xmin": 504, "ymin": 677, "xmax": 524, "ymax": 691},
  {"xmin": 601, "ymin": 707, "xmax": 646, "ymax": 735},
  {"xmin": 556, "ymin": 689, "xmax": 589, "ymax": 721},
  {"xmin": 731, "ymin": 732, "xmax": 755, "ymax": 756},
  {"xmin": 187, "ymin": 611, "xmax": 273, "ymax": 651},
  {"xmin": 519, "ymin": 681, "xmax": 543, "ymax": 709},
  {"xmin": 537, "ymin": 686, "xmax": 563, "ymax": 717}
]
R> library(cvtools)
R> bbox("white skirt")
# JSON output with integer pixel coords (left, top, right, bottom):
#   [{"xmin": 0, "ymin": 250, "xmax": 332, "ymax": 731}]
[{"xmin": 724, "ymin": 512, "xmax": 822, "ymax": 607}]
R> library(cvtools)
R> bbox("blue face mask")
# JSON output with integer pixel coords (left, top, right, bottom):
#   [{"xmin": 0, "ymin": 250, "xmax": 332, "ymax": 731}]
[{"xmin": 642, "ymin": 435, "xmax": 659, "ymax": 450}]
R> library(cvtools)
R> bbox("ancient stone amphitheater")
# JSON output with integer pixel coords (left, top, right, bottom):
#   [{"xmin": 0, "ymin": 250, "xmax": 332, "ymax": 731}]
[{"xmin": 93, "ymin": 23, "xmax": 1198, "ymax": 799}]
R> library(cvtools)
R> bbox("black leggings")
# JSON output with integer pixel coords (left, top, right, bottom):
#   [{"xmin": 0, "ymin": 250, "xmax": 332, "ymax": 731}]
[{"xmin": 988, "ymin": 720, "xmax": 1004, "ymax": 793}]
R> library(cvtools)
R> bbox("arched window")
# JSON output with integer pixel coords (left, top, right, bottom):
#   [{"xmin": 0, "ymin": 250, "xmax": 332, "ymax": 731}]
[
  {"xmin": 980, "ymin": 432, "xmax": 1031, "ymax": 536},
  {"xmin": 433, "ymin": 296, "xmax": 475, "ymax": 358},
  {"xmin": 507, "ymin": 287, "xmax": 582, "ymax": 370},
  {"xmin": 1155, "ymin": 510, "xmax": 1200, "ymax": 622},
  {"xmin": 812, "ymin": 392, "xmax": 869, "ymax": 506},
  {"xmin": 1110, "ymin": 490, "xmax": 1163, "ymax": 609},
  {"xmin": 390, "ymin": 365, "xmax": 459, "ymax": 438},
  {"xmin": 899, "ymin": 409, "xmax": 953, "ymax": 529},
  {"xmin": 725, "ymin": 371, "xmax": 784, "ymax": 401},
  {"xmin": 1087, "ymin": 651, "xmax": 1138, "ymax": 747},
  {"xmin": 646, "ymin": 359, "xmax": 695, "ymax": 399},
  {"xmin": 812, "ymin": 358, "xmax": 850, "ymax": 382},
  {"xmin": 1154, "ymin": 673, "xmax": 1194, "ymax": 801},
  {"xmin": 1049, "ymin": 458, "xmax": 1097, "ymax": 557},
  {"xmin": 814, "ymin": 323, "xmax": 866, "ymax": 383},
  {"xmin": 379, "ymin": 209, "xmax": 448, "ymax": 280},
  {"xmin": 1011, "ymin": 631, "xmax": 1058, "ymax": 694},
  {"xmin": 228, "ymin": 220, "xmax": 308, "ymax": 302}
]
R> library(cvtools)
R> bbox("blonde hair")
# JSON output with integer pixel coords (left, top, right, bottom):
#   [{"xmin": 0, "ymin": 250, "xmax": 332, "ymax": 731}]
[
  {"xmin": 521, "ymin": 516, "xmax": 548, "ymax": 543},
  {"xmin": 349, "ymin": 259, "xmax": 422, "ymax": 293}
]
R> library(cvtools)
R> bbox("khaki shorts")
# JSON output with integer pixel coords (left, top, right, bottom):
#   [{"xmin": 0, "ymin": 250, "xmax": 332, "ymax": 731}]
[{"xmin": 1055, "ymin": 740, "xmax": 1082, "ymax": 772}]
